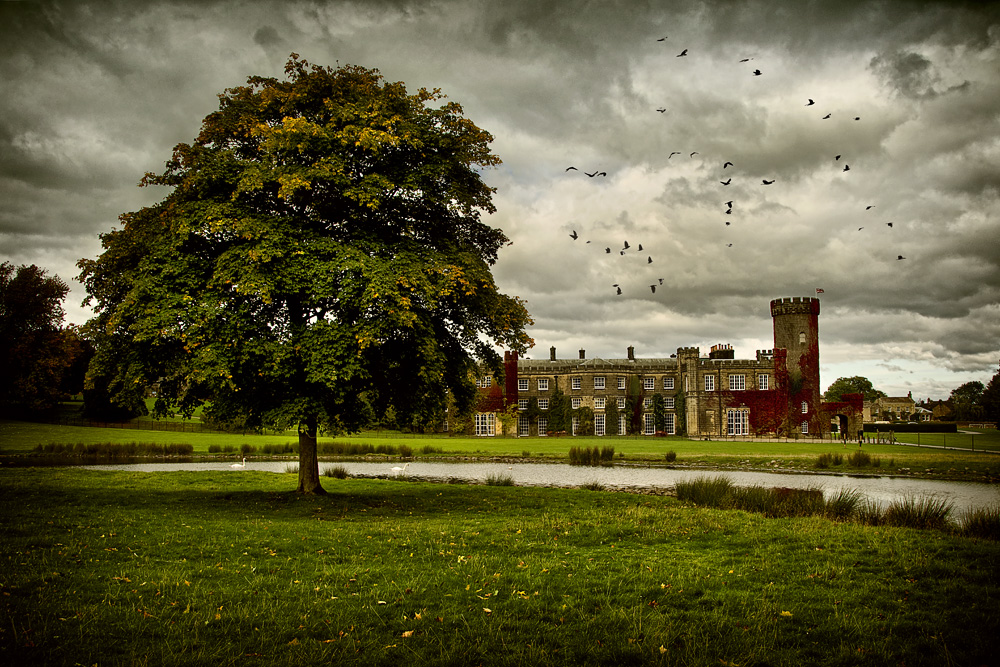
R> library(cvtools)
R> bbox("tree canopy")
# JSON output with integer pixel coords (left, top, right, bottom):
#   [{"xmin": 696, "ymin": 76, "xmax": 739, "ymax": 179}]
[
  {"xmin": 823, "ymin": 376, "xmax": 885, "ymax": 403},
  {"xmin": 78, "ymin": 56, "xmax": 532, "ymax": 493},
  {"xmin": 0, "ymin": 262, "xmax": 85, "ymax": 414}
]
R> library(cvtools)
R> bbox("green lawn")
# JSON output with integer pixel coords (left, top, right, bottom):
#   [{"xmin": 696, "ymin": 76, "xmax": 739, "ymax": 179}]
[{"xmin": 1, "ymin": 468, "xmax": 997, "ymax": 666}]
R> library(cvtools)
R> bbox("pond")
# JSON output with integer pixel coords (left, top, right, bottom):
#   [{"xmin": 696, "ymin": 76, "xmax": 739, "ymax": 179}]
[{"xmin": 76, "ymin": 459, "xmax": 1000, "ymax": 516}]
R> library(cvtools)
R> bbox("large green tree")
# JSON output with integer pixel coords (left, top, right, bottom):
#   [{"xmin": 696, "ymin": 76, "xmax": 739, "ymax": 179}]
[
  {"xmin": 78, "ymin": 56, "xmax": 532, "ymax": 493},
  {"xmin": 0, "ymin": 262, "xmax": 84, "ymax": 413},
  {"xmin": 823, "ymin": 376, "xmax": 886, "ymax": 403},
  {"xmin": 950, "ymin": 381, "xmax": 985, "ymax": 421},
  {"xmin": 982, "ymin": 365, "xmax": 1000, "ymax": 424}
]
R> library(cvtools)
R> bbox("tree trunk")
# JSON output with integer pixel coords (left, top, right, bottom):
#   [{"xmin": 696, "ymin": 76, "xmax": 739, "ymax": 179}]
[{"xmin": 296, "ymin": 416, "xmax": 326, "ymax": 495}]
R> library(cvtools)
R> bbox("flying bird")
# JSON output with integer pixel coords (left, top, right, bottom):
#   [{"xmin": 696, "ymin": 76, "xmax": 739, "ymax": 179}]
[
  {"xmin": 822, "ymin": 113, "xmax": 831, "ymax": 119},
  {"xmin": 656, "ymin": 36, "xmax": 668, "ymax": 41},
  {"xmin": 725, "ymin": 208, "xmax": 732, "ymax": 214},
  {"xmin": 720, "ymin": 178, "xmax": 732, "ymax": 185},
  {"xmin": 723, "ymin": 161, "xmax": 733, "ymax": 168},
  {"xmin": 656, "ymin": 107, "xmax": 667, "ymax": 113},
  {"xmin": 887, "ymin": 222, "xmax": 893, "ymax": 228},
  {"xmin": 668, "ymin": 151, "xmax": 681, "ymax": 158},
  {"xmin": 570, "ymin": 230, "xmax": 579, "ymax": 240},
  {"xmin": 605, "ymin": 247, "xmax": 611, "ymax": 253},
  {"xmin": 738, "ymin": 57, "xmax": 753, "ymax": 62},
  {"xmin": 725, "ymin": 200, "xmax": 733, "ymax": 208},
  {"xmin": 835, "ymin": 155, "xmax": 842, "ymax": 160},
  {"xmin": 647, "ymin": 256, "xmax": 653, "ymax": 264},
  {"xmin": 762, "ymin": 179, "xmax": 775, "ymax": 185},
  {"xmin": 866, "ymin": 205, "xmax": 875, "ymax": 210},
  {"xmin": 585, "ymin": 170, "xmax": 606, "ymax": 177},
  {"xmin": 752, "ymin": 69, "xmax": 762, "ymax": 76},
  {"xmin": 725, "ymin": 221, "xmax": 731, "ymax": 226},
  {"xmin": 677, "ymin": 49, "xmax": 688, "ymax": 57},
  {"xmin": 727, "ymin": 243, "xmax": 733, "ymax": 247},
  {"xmin": 843, "ymin": 165, "xmax": 850, "ymax": 172},
  {"xmin": 897, "ymin": 255, "xmax": 906, "ymax": 260},
  {"xmin": 623, "ymin": 241, "xmax": 630, "ymax": 250},
  {"xmin": 650, "ymin": 285, "xmax": 656, "ymax": 293},
  {"xmin": 690, "ymin": 151, "xmax": 699, "ymax": 157},
  {"xmin": 565, "ymin": 166, "xmax": 578, "ymax": 171},
  {"xmin": 616, "ymin": 286, "xmax": 622, "ymax": 295},
  {"xmin": 854, "ymin": 116, "xmax": 861, "ymax": 120},
  {"xmin": 806, "ymin": 99, "xmax": 815, "ymax": 106},
  {"xmin": 658, "ymin": 278, "xmax": 664, "ymax": 285},
  {"xmin": 858, "ymin": 227, "xmax": 864, "ymax": 231},
  {"xmin": 637, "ymin": 243, "xmax": 643, "ymax": 251}
]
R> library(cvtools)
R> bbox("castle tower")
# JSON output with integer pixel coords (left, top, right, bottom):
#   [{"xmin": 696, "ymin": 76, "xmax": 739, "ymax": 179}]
[{"xmin": 770, "ymin": 297, "xmax": 822, "ymax": 433}]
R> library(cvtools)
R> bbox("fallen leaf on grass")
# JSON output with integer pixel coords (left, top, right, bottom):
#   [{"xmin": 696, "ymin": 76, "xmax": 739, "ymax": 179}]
[
  {"xmin": 402, "ymin": 630, "xmax": 414, "ymax": 638},
  {"xmin": 780, "ymin": 611, "xmax": 792, "ymax": 617}
]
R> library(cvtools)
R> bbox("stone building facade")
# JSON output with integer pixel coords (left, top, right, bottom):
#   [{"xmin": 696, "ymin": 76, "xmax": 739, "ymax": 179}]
[{"xmin": 470, "ymin": 296, "xmax": 863, "ymax": 438}]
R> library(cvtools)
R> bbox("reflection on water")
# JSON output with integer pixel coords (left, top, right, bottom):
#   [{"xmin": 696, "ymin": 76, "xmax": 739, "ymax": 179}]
[{"xmin": 66, "ymin": 459, "xmax": 1000, "ymax": 516}]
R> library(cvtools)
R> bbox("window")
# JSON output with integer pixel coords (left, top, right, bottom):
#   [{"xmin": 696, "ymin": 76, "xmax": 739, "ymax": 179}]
[
  {"xmin": 618, "ymin": 377, "xmax": 626, "ymax": 390},
  {"xmin": 643, "ymin": 397, "xmax": 653, "ymax": 409},
  {"xmin": 518, "ymin": 415, "xmax": 530, "ymax": 437},
  {"xmin": 518, "ymin": 378, "xmax": 528, "ymax": 391},
  {"xmin": 663, "ymin": 413, "xmax": 675, "ymax": 435},
  {"xmin": 594, "ymin": 376, "xmax": 606, "ymax": 390},
  {"xmin": 617, "ymin": 397, "xmax": 626, "ymax": 409},
  {"xmin": 727, "ymin": 409, "xmax": 749, "ymax": 436},
  {"xmin": 801, "ymin": 420, "xmax": 809, "ymax": 434},
  {"xmin": 705, "ymin": 375, "xmax": 715, "ymax": 392},
  {"xmin": 476, "ymin": 376, "xmax": 491, "ymax": 388},
  {"xmin": 475, "ymin": 413, "xmax": 495, "ymax": 436},
  {"xmin": 644, "ymin": 413, "xmax": 655, "ymax": 435},
  {"xmin": 729, "ymin": 374, "xmax": 745, "ymax": 391},
  {"xmin": 802, "ymin": 401, "xmax": 809, "ymax": 414},
  {"xmin": 538, "ymin": 398, "xmax": 549, "ymax": 410},
  {"xmin": 643, "ymin": 377, "xmax": 655, "ymax": 391},
  {"xmin": 799, "ymin": 332, "xmax": 806, "ymax": 344},
  {"xmin": 571, "ymin": 397, "xmax": 582, "ymax": 409},
  {"xmin": 538, "ymin": 378, "xmax": 549, "ymax": 391},
  {"xmin": 537, "ymin": 417, "xmax": 548, "ymax": 435},
  {"xmin": 572, "ymin": 377, "xmax": 582, "ymax": 390},
  {"xmin": 664, "ymin": 377, "xmax": 674, "ymax": 390},
  {"xmin": 443, "ymin": 420, "xmax": 449, "ymax": 432},
  {"xmin": 758, "ymin": 374, "xmax": 769, "ymax": 391},
  {"xmin": 518, "ymin": 399, "xmax": 528, "ymax": 411},
  {"xmin": 571, "ymin": 416, "xmax": 579, "ymax": 436},
  {"xmin": 594, "ymin": 397, "xmax": 606, "ymax": 410},
  {"xmin": 664, "ymin": 397, "xmax": 675, "ymax": 409},
  {"xmin": 595, "ymin": 414, "xmax": 606, "ymax": 436}
]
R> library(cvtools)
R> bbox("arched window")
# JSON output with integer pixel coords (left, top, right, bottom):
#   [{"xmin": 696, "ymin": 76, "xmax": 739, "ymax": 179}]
[{"xmin": 799, "ymin": 331, "xmax": 806, "ymax": 344}]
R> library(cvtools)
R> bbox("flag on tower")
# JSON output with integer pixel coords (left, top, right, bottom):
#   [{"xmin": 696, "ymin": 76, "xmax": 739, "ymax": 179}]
[{"xmin": 815, "ymin": 288, "xmax": 825, "ymax": 294}]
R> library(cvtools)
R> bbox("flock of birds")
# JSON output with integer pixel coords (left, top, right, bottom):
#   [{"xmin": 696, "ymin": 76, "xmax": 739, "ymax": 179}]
[{"xmin": 560, "ymin": 36, "xmax": 906, "ymax": 298}]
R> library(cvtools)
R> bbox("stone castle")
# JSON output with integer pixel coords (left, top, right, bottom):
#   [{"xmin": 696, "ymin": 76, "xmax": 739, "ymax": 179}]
[{"xmin": 469, "ymin": 296, "xmax": 863, "ymax": 438}]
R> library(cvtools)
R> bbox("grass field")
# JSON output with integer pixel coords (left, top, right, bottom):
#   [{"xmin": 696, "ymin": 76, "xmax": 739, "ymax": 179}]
[
  {"xmin": 1, "ymin": 468, "xmax": 998, "ymax": 666},
  {"xmin": 4, "ymin": 419, "xmax": 999, "ymax": 483}
]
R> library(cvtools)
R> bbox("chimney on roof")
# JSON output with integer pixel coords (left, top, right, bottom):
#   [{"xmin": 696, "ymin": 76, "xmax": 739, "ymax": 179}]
[
  {"xmin": 579, "ymin": 349, "xmax": 586, "ymax": 359},
  {"xmin": 550, "ymin": 346, "xmax": 557, "ymax": 361},
  {"xmin": 627, "ymin": 346, "xmax": 635, "ymax": 361}
]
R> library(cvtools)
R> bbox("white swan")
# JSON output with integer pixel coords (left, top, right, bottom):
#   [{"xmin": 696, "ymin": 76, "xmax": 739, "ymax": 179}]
[
  {"xmin": 391, "ymin": 462, "xmax": 410, "ymax": 475},
  {"xmin": 230, "ymin": 457, "xmax": 246, "ymax": 469}
]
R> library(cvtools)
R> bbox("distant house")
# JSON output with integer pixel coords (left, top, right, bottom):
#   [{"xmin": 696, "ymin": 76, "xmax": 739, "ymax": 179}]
[
  {"xmin": 924, "ymin": 399, "xmax": 955, "ymax": 421},
  {"xmin": 871, "ymin": 393, "xmax": 916, "ymax": 422}
]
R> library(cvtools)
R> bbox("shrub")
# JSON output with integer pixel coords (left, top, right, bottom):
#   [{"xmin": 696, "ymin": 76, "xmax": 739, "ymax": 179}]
[
  {"xmin": 283, "ymin": 463, "xmax": 299, "ymax": 474},
  {"xmin": 569, "ymin": 446, "xmax": 616, "ymax": 466},
  {"xmin": 883, "ymin": 495, "xmax": 953, "ymax": 530},
  {"xmin": 825, "ymin": 488, "xmax": 865, "ymax": 521},
  {"xmin": 262, "ymin": 443, "xmax": 296, "ymax": 455},
  {"xmin": 240, "ymin": 443, "xmax": 257, "ymax": 455},
  {"xmin": 664, "ymin": 450, "xmax": 677, "ymax": 463},
  {"xmin": 522, "ymin": 450, "xmax": 531, "ymax": 458},
  {"xmin": 397, "ymin": 444, "xmax": 414, "ymax": 458},
  {"xmin": 580, "ymin": 481, "xmax": 605, "ymax": 491},
  {"xmin": 675, "ymin": 476, "xmax": 734, "ymax": 507},
  {"xmin": 959, "ymin": 505, "xmax": 1000, "ymax": 541},
  {"xmin": 847, "ymin": 451, "xmax": 872, "ymax": 467},
  {"xmin": 208, "ymin": 444, "xmax": 222, "ymax": 453},
  {"xmin": 422, "ymin": 445, "xmax": 443, "ymax": 455},
  {"xmin": 485, "ymin": 473, "xmax": 515, "ymax": 486},
  {"xmin": 322, "ymin": 465, "xmax": 349, "ymax": 479}
]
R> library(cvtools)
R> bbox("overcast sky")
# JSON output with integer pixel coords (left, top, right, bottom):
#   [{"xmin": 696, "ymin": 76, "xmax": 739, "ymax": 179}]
[{"xmin": 2, "ymin": 0, "xmax": 998, "ymax": 401}]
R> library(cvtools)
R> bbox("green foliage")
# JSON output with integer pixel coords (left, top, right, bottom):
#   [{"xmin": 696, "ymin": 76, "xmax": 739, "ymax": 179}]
[
  {"xmin": 824, "ymin": 375, "xmax": 886, "ymax": 402},
  {"xmin": 624, "ymin": 375, "xmax": 644, "ymax": 434},
  {"xmin": 568, "ymin": 445, "xmax": 615, "ymax": 466},
  {"xmin": 77, "ymin": 56, "xmax": 531, "ymax": 491},
  {"xmin": 951, "ymin": 380, "xmax": 987, "ymax": 421},
  {"xmin": 547, "ymin": 384, "xmax": 569, "ymax": 433},
  {"xmin": 484, "ymin": 472, "xmax": 514, "ymax": 486},
  {"xmin": 982, "ymin": 368, "xmax": 1000, "ymax": 424},
  {"xmin": 0, "ymin": 263, "xmax": 88, "ymax": 414},
  {"xmin": 604, "ymin": 397, "xmax": 620, "ymax": 436},
  {"xmin": 322, "ymin": 464, "xmax": 349, "ymax": 478},
  {"xmin": 664, "ymin": 450, "xmax": 677, "ymax": 463},
  {"xmin": 651, "ymin": 393, "xmax": 665, "ymax": 432},
  {"xmin": 575, "ymin": 406, "xmax": 594, "ymax": 436}
]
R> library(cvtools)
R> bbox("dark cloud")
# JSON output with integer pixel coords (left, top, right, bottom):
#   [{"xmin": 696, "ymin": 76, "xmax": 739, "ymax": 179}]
[{"xmin": 0, "ymin": 0, "xmax": 997, "ymax": 398}]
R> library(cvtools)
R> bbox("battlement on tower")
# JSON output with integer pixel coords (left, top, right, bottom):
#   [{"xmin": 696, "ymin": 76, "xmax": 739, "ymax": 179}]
[{"xmin": 770, "ymin": 296, "xmax": 820, "ymax": 317}]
